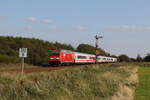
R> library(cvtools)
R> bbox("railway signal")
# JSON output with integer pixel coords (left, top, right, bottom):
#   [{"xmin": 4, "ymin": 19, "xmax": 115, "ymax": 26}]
[{"xmin": 95, "ymin": 34, "xmax": 103, "ymax": 64}]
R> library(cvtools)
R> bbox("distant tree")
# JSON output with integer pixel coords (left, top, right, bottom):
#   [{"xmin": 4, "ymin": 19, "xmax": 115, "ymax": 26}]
[
  {"xmin": 76, "ymin": 44, "xmax": 107, "ymax": 56},
  {"xmin": 77, "ymin": 44, "xmax": 95, "ymax": 54},
  {"xmin": 144, "ymin": 54, "xmax": 150, "ymax": 62},
  {"xmin": 130, "ymin": 58, "xmax": 136, "ymax": 62},
  {"xmin": 118, "ymin": 54, "xmax": 131, "ymax": 62},
  {"xmin": 136, "ymin": 54, "xmax": 143, "ymax": 62},
  {"xmin": 110, "ymin": 55, "xmax": 118, "ymax": 58},
  {"xmin": 54, "ymin": 42, "xmax": 75, "ymax": 51}
]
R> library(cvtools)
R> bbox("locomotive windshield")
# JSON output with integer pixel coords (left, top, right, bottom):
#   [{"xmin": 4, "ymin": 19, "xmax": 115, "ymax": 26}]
[{"xmin": 51, "ymin": 52, "xmax": 60, "ymax": 56}]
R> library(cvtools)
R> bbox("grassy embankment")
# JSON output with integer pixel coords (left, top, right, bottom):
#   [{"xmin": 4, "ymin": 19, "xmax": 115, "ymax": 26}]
[
  {"xmin": 0, "ymin": 63, "xmax": 138, "ymax": 100},
  {"xmin": 134, "ymin": 63, "xmax": 150, "ymax": 100}
]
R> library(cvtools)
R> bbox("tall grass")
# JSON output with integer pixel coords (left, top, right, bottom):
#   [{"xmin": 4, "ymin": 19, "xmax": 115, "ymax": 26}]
[{"xmin": 0, "ymin": 64, "xmax": 137, "ymax": 100}]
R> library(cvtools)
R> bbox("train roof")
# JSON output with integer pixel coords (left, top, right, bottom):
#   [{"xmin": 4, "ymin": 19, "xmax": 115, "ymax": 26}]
[{"xmin": 98, "ymin": 55, "xmax": 116, "ymax": 58}]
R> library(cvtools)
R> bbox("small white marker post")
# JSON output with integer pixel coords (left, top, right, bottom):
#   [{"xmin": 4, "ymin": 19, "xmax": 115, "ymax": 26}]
[{"xmin": 19, "ymin": 48, "xmax": 27, "ymax": 74}]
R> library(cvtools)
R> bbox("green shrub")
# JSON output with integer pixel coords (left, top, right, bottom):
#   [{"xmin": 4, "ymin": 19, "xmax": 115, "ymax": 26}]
[{"xmin": 0, "ymin": 55, "xmax": 19, "ymax": 63}]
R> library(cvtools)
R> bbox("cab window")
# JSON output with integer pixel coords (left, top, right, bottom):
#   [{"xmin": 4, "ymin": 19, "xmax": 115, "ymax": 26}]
[{"xmin": 51, "ymin": 52, "xmax": 60, "ymax": 56}]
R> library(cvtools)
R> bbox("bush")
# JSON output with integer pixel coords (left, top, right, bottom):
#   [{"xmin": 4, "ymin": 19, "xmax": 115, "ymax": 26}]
[
  {"xmin": 144, "ymin": 55, "xmax": 150, "ymax": 62},
  {"xmin": 118, "ymin": 54, "xmax": 131, "ymax": 62},
  {"xmin": 0, "ymin": 55, "xmax": 20, "ymax": 63}
]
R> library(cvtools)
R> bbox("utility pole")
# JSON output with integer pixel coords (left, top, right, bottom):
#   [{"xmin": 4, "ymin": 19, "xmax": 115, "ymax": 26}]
[{"xmin": 95, "ymin": 34, "xmax": 103, "ymax": 64}]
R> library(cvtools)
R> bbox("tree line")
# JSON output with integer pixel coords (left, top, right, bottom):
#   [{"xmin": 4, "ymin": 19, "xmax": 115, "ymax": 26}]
[
  {"xmin": 118, "ymin": 54, "xmax": 150, "ymax": 62},
  {"xmin": 1, "ymin": 36, "xmax": 149, "ymax": 65},
  {"xmin": 0, "ymin": 36, "xmax": 107, "ymax": 65}
]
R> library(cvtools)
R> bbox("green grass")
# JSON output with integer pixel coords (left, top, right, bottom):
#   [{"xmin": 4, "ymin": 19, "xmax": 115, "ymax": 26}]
[
  {"xmin": 0, "ymin": 64, "xmax": 137, "ymax": 100},
  {"xmin": 135, "ymin": 65, "xmax": 150, "ymax": 100}
]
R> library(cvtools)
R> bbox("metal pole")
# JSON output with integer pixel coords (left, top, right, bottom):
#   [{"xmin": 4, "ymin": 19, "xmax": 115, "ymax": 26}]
[
  {"xmin": 22, "ymin": 57, "xmax": 24, "ymax": 74},
  {"xmin": 95, "ymin": 35, "xmax": 98, "ymax": 64},
  {"xmin": 95, "ymin": 34, "xmax": 103, "ymax": 64}
]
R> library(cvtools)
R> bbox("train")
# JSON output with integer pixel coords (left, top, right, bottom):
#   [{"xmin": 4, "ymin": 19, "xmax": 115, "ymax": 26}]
[{"xmin": 48, "ymin": 49, "xmax": 117, "ymax": 65}]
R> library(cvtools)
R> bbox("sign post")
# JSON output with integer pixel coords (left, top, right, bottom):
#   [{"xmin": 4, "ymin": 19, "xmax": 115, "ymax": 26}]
[{"xmin": 19, "ymin": 48, "xmax": 27, "ymax": 74}]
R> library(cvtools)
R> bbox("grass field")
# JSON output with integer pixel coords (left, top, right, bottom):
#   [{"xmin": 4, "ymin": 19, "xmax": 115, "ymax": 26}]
[
  {"xmin": 0, "ymin": 63, "xmax": 138, "ymax": 100},
  {"xmin": 134, "ymin": 64, "xmax": 150, "ymax": 100}
]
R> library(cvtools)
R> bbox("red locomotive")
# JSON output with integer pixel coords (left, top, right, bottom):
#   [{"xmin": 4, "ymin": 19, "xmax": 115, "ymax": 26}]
[
  {"xmin": 49, "ymin": 49, "xmax": 117, "ymax": 65},
  {"xmin": 49, "ymin": 50, "xmax": 75, "ymax": 65}
]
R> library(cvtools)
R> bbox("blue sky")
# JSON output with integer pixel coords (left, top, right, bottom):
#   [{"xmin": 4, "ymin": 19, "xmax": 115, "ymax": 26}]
[{"xmin": 0, "ymin": 0, "xmax": 150, "ymax": 57}]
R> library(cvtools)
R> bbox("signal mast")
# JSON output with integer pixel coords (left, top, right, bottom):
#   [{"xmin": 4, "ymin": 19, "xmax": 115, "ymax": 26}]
[{"xmin": 95, "ymin": 34, "xmax": 103, "ymax": 64}]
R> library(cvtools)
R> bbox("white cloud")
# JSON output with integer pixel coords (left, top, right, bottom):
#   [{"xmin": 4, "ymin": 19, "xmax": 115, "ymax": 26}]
[
  {"xmin": 104, "ymin": 25, "xmax": 150, "ymax": 31},
  {"xmin": 24, "ymin": 26, "xmax": 32, "ymax": 31},
  {"xmin": 75, "ymin": 26, "xmax": 87, "ymax": 31},
  {"xmin": 26, "ymin": 17, "xmax": 37, "ymax": 22},
  {"xmin": 41, "ymin": 19, "xmax": 53, "ymax": 24},
  {"xmin": 26, "ymin": 17, "xmax": 53, "ymax": 24},
  {"xmin": 49, "ymin": 26, "xmax": 61, "ymax": 31}
]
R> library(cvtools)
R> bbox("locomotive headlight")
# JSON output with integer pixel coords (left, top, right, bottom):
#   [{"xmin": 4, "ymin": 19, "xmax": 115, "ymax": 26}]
[{"xmin": 50, "ymin": 58, "xmax": 59, "ymax": 59}]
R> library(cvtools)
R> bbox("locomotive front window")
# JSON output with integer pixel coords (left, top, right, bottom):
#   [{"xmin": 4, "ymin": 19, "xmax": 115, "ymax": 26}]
[{"xmin": 51, "ymin": 52, "xmax": 60, "ymax": 56}]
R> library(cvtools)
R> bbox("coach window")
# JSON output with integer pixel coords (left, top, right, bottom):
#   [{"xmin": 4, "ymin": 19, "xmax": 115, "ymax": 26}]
[
  {"xmin": 103, "ymin": 58, "xmax": 106, "ymax": 60},
  {"xmin": 90, "ymin": 57, "xmax": 96, "ymax": 59},
  {"xmin": 77, "ymin": 55, "xmax": 87, "ymax": 59}
]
